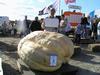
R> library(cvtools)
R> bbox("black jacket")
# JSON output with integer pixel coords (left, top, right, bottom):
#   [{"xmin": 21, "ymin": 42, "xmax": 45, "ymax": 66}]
[{"xmin": 30, "ymin": 20, "xmax": 42, "ymax": 31}]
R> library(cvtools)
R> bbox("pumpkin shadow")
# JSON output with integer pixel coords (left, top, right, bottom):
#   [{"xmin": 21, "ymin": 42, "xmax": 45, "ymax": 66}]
[
  {"xmin": 25, "ymin": 64, "xmax": 100, "ymax": 75},
  {"xmin": 30, "ymin": 64, "xmax": 78, "ymax": 75}
]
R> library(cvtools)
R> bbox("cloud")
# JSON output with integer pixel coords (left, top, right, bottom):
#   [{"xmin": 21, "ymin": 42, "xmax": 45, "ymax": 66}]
[
  {"xmin": 0, "ymin": 0, "xmax": 46, "ymax": 20},
  {"xmin": 37, "ymin": 0, "xmax": 46, "ymax": 3},
  {"xmin": 0, "ymin": 2, "xmax": 6, "ymax": 5}
]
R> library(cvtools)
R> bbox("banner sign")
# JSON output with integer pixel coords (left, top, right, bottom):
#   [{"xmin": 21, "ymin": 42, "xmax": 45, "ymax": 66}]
[
  {"xmin": 68, "ymin": 5, "xmax": 82, "ymax": 10},
  {"xmin": 44, "ymin": 18, "xmax": 59, "ymax": 27}
]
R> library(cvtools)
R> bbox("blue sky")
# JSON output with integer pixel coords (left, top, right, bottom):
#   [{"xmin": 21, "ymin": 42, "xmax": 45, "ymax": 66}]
[{"xmin": 0, "ymin": 0, "xmax": 100, "ymax": 20}]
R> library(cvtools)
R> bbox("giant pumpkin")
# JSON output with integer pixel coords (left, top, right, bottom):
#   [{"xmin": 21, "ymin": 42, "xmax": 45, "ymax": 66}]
[{"xmin": 18, "ymin": 31, "xmax": 74, "ymax": 71}]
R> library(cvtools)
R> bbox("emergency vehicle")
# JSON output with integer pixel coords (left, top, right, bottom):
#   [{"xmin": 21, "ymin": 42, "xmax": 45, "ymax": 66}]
[
  {"xmin": 63, "ymin": 11, "xmax": 83, "ymax": 35},
  {"xmin": 64, "ymin": 11, "xmax": 82, "ymax": 27},
  {"xmin": 63, "ymin": 5, "xmax": 83, "ymax": 35}
]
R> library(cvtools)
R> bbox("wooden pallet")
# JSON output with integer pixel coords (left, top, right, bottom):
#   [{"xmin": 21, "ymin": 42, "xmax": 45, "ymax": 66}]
[
  {"xmin": 80, "ymin": 39, "xmax": 94, "ymax": 44},
  {"xmin": 72, "ymin": 46, "xmax": 81, "ymax": 57},
  {"xmin": 89, "ymin": 44, "xmax": 100, "ymax": 52}
]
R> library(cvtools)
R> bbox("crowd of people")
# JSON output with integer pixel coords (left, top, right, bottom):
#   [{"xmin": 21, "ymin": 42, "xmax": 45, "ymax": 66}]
[
  {"xmin": 0, "ymin": 8, "xmax": 100, "ymax": 44},
  {"xmin": 74, "ymin": 15, "xmax": 100, "ymax": 43}
]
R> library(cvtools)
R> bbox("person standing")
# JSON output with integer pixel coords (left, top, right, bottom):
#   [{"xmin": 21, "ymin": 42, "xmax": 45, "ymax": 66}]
[
  {"xmin": 43, "ymin": 8, "xmax": 59, "ymax": 32},
  {"xmin": 19, "ymin": 16, "xmax": 30, "ymax": 38},
  {"xmin": 24, "ymin": 16, "xmax": 30, "ymax": 34},
  {"xmin": 87, "ymin": 16, "xmax": 92, "ymax": 38},
  {"xmin": 74, "ymin": 24, "xmax": 82, "ymax": 44},
  {"xmin": 59, "ymin": 14, "xmax": 66, "ymax": 34},
  {"xmin": 92, "ymin": 19, "xmax": 98, "ymax": 40},
  {"xmin": 2, "ymin": 21, "xmax": 7, "ymax": 36},
  {"xmin": 81, "ymin": 17, "xmax": 90, "ymax": 39},
  {"xmin": 97, "ymin": 21, "xmax": 100, "ymax": 40},
  {"xmin": 40, "ymin": 18, "xmax": 44, "ymax": 30},
  {"xmin": 30, "ymin": 16, "xmax": 42, "ymax": 32}
]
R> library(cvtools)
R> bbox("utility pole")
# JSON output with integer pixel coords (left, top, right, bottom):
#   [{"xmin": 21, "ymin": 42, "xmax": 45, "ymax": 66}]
[{"xmin": 59, "ymin": 0, "xmax": 61, "ymax": 15}]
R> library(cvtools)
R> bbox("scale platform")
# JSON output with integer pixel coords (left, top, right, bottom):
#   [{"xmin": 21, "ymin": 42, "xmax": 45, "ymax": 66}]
[{"xmin": 17, "ymin": 59, "xmax": 78, "ymax": 75}]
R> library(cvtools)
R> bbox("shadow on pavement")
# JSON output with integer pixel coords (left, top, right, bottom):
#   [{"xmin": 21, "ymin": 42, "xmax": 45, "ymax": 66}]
[
  {"xmin": 20, "ymin": 62, "xmax": 100, "ymax": 75},
  {"xmin": 2, "ymin": 62, "xmax": 21, "ymax": 75},
  {"xmin": 0, "ymin": 41, "xmax": 19, "ymax": 59},
  {"xmin": 0, "ymin": 41, "xmax": 17, "ymax": 52},
  {"xmin": 72, "ymin": 50, "xmax": 100, "ymax": 64}
]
